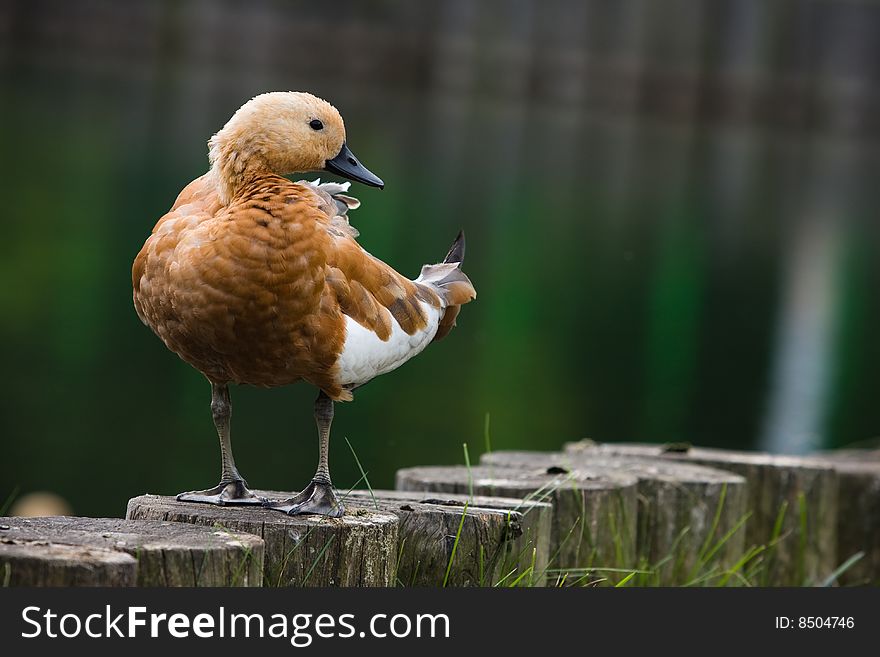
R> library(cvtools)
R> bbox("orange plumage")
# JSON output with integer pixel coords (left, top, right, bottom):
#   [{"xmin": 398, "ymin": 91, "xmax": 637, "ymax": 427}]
[{"xmin": 132, "ymin": 92, "xmax": 475, "ymax": 516}]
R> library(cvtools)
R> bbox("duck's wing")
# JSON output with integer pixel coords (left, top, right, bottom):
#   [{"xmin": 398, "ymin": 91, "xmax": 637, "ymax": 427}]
[
  {"xmin": 298, "ymin": 178, "xmax": 361, "ymax": 238},
  {"xmin": 305, "ymin": 181, "xmax": 475, "ymax": 391}
]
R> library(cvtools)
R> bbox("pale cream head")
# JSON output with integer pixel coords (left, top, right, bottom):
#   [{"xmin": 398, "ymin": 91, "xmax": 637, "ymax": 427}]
[{"xmin": 208, "ymin": 91, "xmax": 347, "ymax": 202}]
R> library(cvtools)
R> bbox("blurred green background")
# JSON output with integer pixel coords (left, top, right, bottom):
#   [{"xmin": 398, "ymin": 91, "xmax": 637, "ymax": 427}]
[{"xmin": 2, "ymin": 0, "xmax": 880, "ymax": 517}]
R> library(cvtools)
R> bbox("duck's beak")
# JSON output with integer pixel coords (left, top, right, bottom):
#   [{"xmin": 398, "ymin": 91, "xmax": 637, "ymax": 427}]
[{"xmin": 325, "ymin": 142, "xmax": 384, "ymax": 189}]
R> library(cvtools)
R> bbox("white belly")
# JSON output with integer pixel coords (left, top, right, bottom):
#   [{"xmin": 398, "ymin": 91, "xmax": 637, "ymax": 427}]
[{"xmin": 335, "ymin": 302, "xmax": 442, "ymax": 386}]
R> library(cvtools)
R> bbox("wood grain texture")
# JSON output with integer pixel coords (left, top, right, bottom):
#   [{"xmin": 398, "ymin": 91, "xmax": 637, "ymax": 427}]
[
  {"xmin": 0, "ymin": 516, "xmax": 263, "ymax": 587},
  {"xmin": 126, "ymin": 494, "xmax": 398, "ymax": 587},
  {"xmin": 565, "ymin": 441, "xmax": 838, "ymax": 585},
  {"xmin": 806, "ymin": 455, "xmax": 880, "ymax": 585},
  {"xmin": 480, "ymin": 450, "xmax": 748, "ymax": 585},
  {"xmin": 345, "ymin": 489, "xmax": 553, "ymax": 586},
  {"xmin": 0, "ymin": 543, "xmax": 135, "ymax": 587},
  {"xmin": 396, "ymin": 465, "xmax": 639, "ymax": 585}
]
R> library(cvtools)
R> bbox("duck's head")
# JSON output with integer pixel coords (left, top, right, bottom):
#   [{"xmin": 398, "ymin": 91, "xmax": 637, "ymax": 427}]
[{"xmin": 209, "ymin": 91, "xmax": 383, "ymax": 202}]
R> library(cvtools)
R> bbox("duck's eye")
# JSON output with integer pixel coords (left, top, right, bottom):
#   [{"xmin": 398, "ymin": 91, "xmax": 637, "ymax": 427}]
[{"xmin": 309, "ymin": 119, "xmax": 324, "ymax": 131}]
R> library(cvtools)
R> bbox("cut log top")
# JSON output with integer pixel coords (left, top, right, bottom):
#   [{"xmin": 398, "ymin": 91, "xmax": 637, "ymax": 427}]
[
  {"xmin": 345, "ymin": 488, "xmax": 553, "ymax": 515},
  {"xmin": 813, "ymin": 448, "xmax": 880, "ymax": 462},
  {"xmin": 397, "ymin": 464, "xmax": 640, "ymax": 493},
  {"xmin": 565, "ymin": 441, "xmax": 838, "ymax": 473},
  {"xmin": 128, "ymin": 493, "xmax": 399, "ymax": 530},
  {"xmin": 480, "ymin": 450, "xmax": 746, "ymax": 486},
  {"xmin": 806, "ymin": 456, "xmax": 880, "ymax": 475},
  {"xmin": 0, "ymin": 516, "xmax": 263, "ymax": 587},
  {"xmin": 1, "ymin": 515, "xmax": 263, "ymax": 552}
]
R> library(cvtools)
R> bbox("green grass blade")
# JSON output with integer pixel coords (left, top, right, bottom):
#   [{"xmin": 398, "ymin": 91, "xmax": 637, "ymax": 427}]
[
  {"xmin": 507, "ymin": 565, "xmax": 534, "ymax": 587},
  {"xmin": 344, "ymin": 436, "xmax": 378, "ymax": 510},
  {"xmin": 443, "ymin": 501, "xmax": 469, "ymax": 587},
  {"xmin": 719, "ymin": 544, "xmax": 766, "ymax": 587},
  {"xmin": 614, "ymin": 571, "xmax": 636, "ymax": 587},
  {"xmin": 302, "ymin": 535, "xmax": 336, "ymax": 585},
  {"xmin": 463, "ymin": 443, "xmax": 473, "ymax": 498},
  {"xmin": 0, "ymin": 486, "xmax": 20, "ymax": 516},
  {"xmin": 493, "ymin": 566, "xmax": 519, "ymax": 587},
  {"xmin": 770, "ymin": 500, "xmax": 789, "ymax": 545},
  {"xmin": 697, "ymin": 511, "xmax": 752, "ymax": 572},
  {"xmin": 527, "ymin": 547, "xmax": 537, "ymax": 587},
  {"xmin": 820, "ymin": 552, "xmax": 865, "ymax": 587}
]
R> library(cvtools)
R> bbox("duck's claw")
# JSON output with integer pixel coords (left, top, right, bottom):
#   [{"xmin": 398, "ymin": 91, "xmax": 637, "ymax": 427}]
[
  {"xmin": 176, "ymin": 479, "xmax": 266, "ymax": 506},
  {"xmin": 264, "ymin": 480, "xmax": 345, "ymax": 518}
]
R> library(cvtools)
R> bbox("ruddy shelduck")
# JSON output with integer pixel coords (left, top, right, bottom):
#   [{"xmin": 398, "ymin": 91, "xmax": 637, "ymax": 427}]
[{"xmin": 133, "ymin": 92, "xmax": 475, "ymax": 517}]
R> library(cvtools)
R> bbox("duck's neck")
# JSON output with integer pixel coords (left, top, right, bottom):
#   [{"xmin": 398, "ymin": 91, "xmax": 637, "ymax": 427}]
[{"xmin": 208, "ymin": 135, "xmax": 275, "ymax": 205}]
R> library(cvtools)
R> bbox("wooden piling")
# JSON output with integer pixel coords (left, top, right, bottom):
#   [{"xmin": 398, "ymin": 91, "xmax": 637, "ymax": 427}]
[
  {"xmin": 480, "ymin": 450, "xmax": 748, "ymax": 585},
  {"xmin": 806, "ymin": 455, "xmax": 880, "ymax": 585},
  {"xmin": 0, "ymin": 516, "xmax": 263, "ymax": 587},
  {"xmin": 565, "ymin": 441, "xmax": 838, "ymax": 585},
  {"xmin": 345, "ymin": 489, "xmax": 553, "ymax": 586},
  {"xmin": 126, "ymin": 494, "xmax": 398, "ymax": 587},
  {"xmin": 396, "ymin": 465, "xmax": 639, "ymax": 585}
]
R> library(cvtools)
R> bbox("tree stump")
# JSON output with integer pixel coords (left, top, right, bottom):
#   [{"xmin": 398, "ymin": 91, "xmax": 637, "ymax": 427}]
[
  {"xmin": 806, "ymin": 455, "xmax": 880, "ymax": 585},
  {"xmin": 396, "ymin": 465, "xmax": 639, "ymax": 585},
  {"xmin": 344, "ymin": 489, "xmax": 553, "ymax": 587},
  {"xmin": 480, "ymin": 450, "xmax": 748, "ymax": 585},
  {"xmin": 0, "ymin": 516, "xmax": 263, "ymax": 587},
  {"xmin": 565, "ymin": 441, "xmax": 839, "ymax": 585},
  {"xmin": 816, "ymin": 448, "xmax": 880, "ymax": 461},
  {"xmin": 126, "ymin": 494, "xmax": 398, "ymax": 587}
]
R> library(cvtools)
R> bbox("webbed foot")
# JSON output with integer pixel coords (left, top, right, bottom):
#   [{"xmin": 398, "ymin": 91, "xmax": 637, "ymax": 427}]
[
  {"xmin": 264, "ymin": 479, "xmax": 345, "ymax": 517},
  {"xmin": 176, "ymin": 479, "xmax": 266, "ymax": 506}
]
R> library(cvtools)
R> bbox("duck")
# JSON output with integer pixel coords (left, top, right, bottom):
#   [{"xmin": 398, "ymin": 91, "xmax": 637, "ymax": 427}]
[{"xmin": 132, "ymin": 91, "xmax": 476, "ymax": 517}]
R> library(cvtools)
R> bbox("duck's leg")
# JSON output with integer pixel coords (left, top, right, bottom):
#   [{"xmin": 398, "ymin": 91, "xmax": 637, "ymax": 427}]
[
  {"xmin": 177, "ymin": 383, "xmax": 265, "ymax": 505},
  {"xmin": 265, "ymin": 390, "xmax": 345, "ymax": 517}
]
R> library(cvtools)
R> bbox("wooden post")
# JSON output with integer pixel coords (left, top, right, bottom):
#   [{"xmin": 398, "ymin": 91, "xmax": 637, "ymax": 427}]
[
  {"xmin": 396, "ymin": 465, "xmax": 639, "ymax": 585},
  {"xmin": 344, "ymin": 489, "xmax": 553, "ymax": 586},
  {"xmin": 807, "ymin": 455, "xmax": 880, "ymax": 585},
  {"xmin": 0, "ymin": 516, "xmax": 263, "ymax": 587},
  {"xmin": 566, "ymin": 441, "xmax": 839, "ymax": 585},
  {"xmin": 480, "ymin": 450, "xmax": 748, "ymax": 585},
  {"xmin": 126, "ymin": 494, "xmax": 398, "ymax": 587}
]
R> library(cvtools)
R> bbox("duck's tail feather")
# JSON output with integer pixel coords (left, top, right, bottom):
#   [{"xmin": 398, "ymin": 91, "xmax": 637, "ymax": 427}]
[
  {"xmin": 416, "ymin": 230, "xmax": 476, "ymax": 342},
  {"xmin": 443, "ymin": 229, "xmax": 466, "ymax": 266}
]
